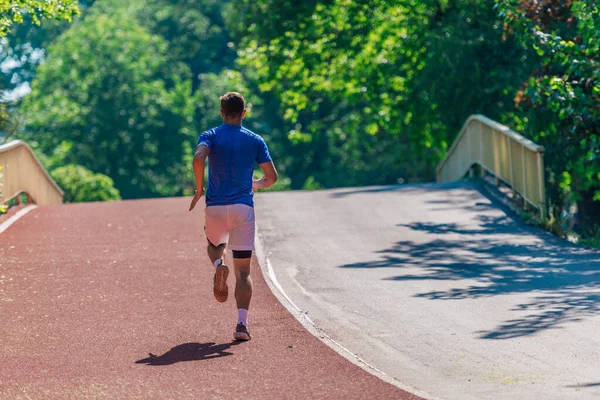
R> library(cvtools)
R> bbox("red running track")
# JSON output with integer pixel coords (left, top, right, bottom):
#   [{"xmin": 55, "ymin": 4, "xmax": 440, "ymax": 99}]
[{"xmin": 0, "ymin": 198, "xmax": 420, "ymax": 399}]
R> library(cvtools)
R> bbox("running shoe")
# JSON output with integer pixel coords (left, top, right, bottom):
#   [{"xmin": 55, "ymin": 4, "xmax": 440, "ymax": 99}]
[
  {"xmin": 213, "ymin": 264, "xmax": 229, "ymax": 303},
  {"xmin": 234, "ymin": 323, "xmax": 251, "ymax": 341}
]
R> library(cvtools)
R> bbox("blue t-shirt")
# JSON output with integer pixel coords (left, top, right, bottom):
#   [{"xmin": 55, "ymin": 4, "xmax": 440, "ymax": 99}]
[{"xmin": 197, "ymin": 124, "xmax": 272, "ymax": 207}]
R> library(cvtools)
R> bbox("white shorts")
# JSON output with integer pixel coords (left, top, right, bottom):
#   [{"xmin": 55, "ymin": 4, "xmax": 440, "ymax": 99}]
[{"xmin": 204, "ymin": 204, "xmax": 255, "ymax": 251}]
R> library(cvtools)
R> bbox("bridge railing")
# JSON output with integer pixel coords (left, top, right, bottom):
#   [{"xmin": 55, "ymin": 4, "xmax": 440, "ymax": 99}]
[
  {"xmin": 0, "ymin": 140, "xmax": 63, "ymax": 206},
  {"xmin": 436, "ymin": 114, "xmax": 546, "ymax": 219}
]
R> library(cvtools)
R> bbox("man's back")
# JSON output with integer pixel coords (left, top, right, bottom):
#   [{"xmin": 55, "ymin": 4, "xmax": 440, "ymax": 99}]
[{"xmin": 198, "ymin": 124, "xmax": 271, "ymax": 208}]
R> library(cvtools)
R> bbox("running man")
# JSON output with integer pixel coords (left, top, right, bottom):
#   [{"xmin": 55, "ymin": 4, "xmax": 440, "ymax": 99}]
[{"xmin": 189, "ymin": 92, "xmax": 278, "ymax": 341}]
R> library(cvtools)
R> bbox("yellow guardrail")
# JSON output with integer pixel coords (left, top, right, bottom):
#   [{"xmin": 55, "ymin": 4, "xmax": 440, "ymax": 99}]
[
  {"xmin": 0, "ymin": 140, "xmax": 63, "ymax": 205},
  {"xmin": 436, "ymin": 114, "xmax": 546, "ymax": 219}
]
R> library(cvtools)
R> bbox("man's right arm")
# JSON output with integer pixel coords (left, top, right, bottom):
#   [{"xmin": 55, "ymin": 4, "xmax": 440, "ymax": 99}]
[
  {"xmin": 189, "ymin": 130, "xmax": 212, "ymax": 211},
  {"xmin": 253, "ymin": 161, "xmax": 278, "ymax": 191}
]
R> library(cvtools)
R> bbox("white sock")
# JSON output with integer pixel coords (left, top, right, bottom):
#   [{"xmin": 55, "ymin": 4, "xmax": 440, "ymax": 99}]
[
  {"xmin": 237, "ymin": 308, "xmax": 249, "ymax": 327},
  {"xmin": 213, "ymin": 258, "xmax": 223, "ymax": 268}
]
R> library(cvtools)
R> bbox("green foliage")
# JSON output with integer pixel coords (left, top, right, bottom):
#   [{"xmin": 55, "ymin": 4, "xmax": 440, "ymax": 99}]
[
  {"xmin": 498, "ymin": 0, "xmax": 600, "ymax": 235},
  {"xmin": 137, "ymin": 0, "xmax": 236, "ymax": 90},
  {"xmin": 20, "ymin": 6, "xmax": 196, "ymax": 199},
  {"xmin": 0, "ymin": 0, "xmax": 79, "ymax": 38},
  {"xmin": 0, "ymin": 1, "xmax": 85, "ymax": 152},
  {"xmin": 269, "ymin": 176, "xmax": 292, "ymax": 192},
  {"xmin": 51, "ymin": 164, "xmax": 121, "ymax": 203},
  {"xmin": 235, "ymin": 0, "xmax": 532, "ymax": 188},
  {"xmin": 194, "ymin": 69, "xmax": 261, "ymax": 133},
  {"xmin": 302, "ymin": 176, "xmax": 323, "ymax": 191},
  {"xmin": 580, "ymin": 229, "xmax": 600, "ymax": 249},
  {"xmin": 0, "ymin": 104, "xmax": 8, "ymax": 132},
  {"xmin": 0, "ymin": 1, "xmax": 96, "ymax": 95}
]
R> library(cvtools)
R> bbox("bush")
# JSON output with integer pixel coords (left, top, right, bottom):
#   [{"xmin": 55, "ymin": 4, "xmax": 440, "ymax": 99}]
[
  {"xmin": 580, "ymin": 229, "xmax": 600, "ymax": 249},
  {"xmin": 302, "ymin": 176, "xmax": 323, "ymax": 191},
  {"xmin": 499, "ymin": 0, "xmax": 600, "ymax": 237},
  {"xmin": 51, "ymin": 164, "xmax": 121, "ymax": 203}
]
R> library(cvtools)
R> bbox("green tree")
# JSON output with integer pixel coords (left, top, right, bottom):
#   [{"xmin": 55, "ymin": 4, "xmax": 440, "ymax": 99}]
[
  {"xmin": 234, "ymin": 0, "xmax": 531, "ymax": 188},
  {"xmin": 1, "ymin": 1, "xmax": 87, "ymax": 144},
  {"xmin": 1, "ymin": 1, "xmax": 96, "ymax": 96},
  {"xmin": 498, "ymin": 0, "xmax": 600, "ymax": 235},
  {"xmin": 137, "ymin": 0, "xmax": 236, "ymax": 91},
  {"xmin": 0, "ymin": 0, "xmax": 79, "ymax": 38},
  {"xmin": 0, "ymin": 104, "xmax": 8, "ymax": 134},
  {"xmin": 20, "ymin": 7, "xmax": 196, "ymax": 199},
  {"xmin": 194, "ymin": 69, "xmax": 262, "ymax": 132}
]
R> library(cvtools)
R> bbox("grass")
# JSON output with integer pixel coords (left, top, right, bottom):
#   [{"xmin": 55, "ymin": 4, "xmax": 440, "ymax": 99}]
[{"xmin": 579, "ymin": 230, "xmax": 600, "ymax": 249}]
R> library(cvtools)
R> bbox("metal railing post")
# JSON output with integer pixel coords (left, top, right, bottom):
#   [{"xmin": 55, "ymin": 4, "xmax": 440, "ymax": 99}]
[
  {"xmin": 522, "ymin": 145, "xmax": 528, "ymax": 211},
  {"xmin": 537, "ymin": 152, "xmax": 547, "ymax": 221}
]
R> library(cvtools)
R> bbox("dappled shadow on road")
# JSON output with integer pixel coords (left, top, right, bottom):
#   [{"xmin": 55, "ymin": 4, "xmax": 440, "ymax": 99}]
[
  {"xmin": 135, "ymin": 342, "xmax": 240, "ymax": 366},
  {"xmin": 339, "ymin": 210, "xmax": 600, "ymax": 339},
  {"xmin": 477, "ymin": 292, "xmax": 600, "ymax": 339}
]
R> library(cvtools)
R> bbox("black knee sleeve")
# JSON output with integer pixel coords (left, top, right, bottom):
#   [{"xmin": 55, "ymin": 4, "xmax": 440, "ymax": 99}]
[{"xmin": 232, "ymin": 250, "xmax": 252, "ymax": 259}]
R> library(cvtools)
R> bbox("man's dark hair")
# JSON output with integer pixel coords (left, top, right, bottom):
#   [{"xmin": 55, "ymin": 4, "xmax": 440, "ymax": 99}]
[{"xmin": 220, "ymin": 92, "xmax": 245, "ymax": 117}]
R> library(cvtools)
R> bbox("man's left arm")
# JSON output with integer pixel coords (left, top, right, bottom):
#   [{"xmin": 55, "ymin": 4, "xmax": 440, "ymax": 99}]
[{"xmin": 189, "ymin": 144, "xmax": 210, "ymax": 211}]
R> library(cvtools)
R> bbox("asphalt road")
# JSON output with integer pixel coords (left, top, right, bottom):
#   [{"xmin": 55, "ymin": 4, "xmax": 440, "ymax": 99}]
[
  {"xmin": 0, "ymin": 198, "xmax": 416, "ymax": 399},
  {"xmin": 255, "ymin": 181, "xmax": 600, "ymax": 400}
]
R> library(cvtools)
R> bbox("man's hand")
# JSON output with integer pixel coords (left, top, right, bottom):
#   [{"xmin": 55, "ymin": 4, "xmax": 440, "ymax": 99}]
[
  {"xmin": 189, "ymin": 190, "xmax": 203, "ymax": 211},
  {"xmin": 253, "ymin": 161, "xmax": 278, "ymax": 191}
]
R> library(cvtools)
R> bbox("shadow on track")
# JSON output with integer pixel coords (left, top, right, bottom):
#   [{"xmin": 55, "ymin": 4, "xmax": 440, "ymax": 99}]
[
  {"xmin": 338, "ymin": 185, "xmax": 600, "ymax": 340},
  {"xmin": 136, "ymin": 341, "xmax": 240, "ymax": 366}
]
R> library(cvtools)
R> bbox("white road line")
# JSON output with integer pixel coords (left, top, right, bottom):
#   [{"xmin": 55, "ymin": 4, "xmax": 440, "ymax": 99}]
[
  {"xmin": 265, "ymin": 255, "xmax": 302, "ymax": 312},
  {"xmin": 0, "ymin": 205, "xmax": 37, "ymax": 234},
  {"xmin": 254, "ymin": 226, "xmax": 435, "ymax": 400}
]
